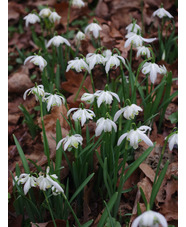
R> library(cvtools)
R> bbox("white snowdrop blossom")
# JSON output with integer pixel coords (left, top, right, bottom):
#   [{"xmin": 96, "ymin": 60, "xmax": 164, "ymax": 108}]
[
  {"xmin": 72, "ymin": 0, "xmax": 85, "ymax": 8},
  {"xmin": 75, "ymin": 31, "xmax": 85, "ymax": 44},
  {"xmin": 94, "ymin": 90, "xmax": 120, "ymax": 107},
  {"xmin": 114, "ymin": 104, "xmax": 143, "ymax": 121},
  {"xmin": 85, "ymin": 23, "xmax": 102, "ymax": 39},
  {"xmin": 39, "ymin": 8, "xmax": 52, "ymax": 18},
  {"xmin": 81, "ymin": 93, "xmax": 95, "ymax": 104},
  {"xmin": 103, "ymin": 49, "xmax": 112, "ymax": 61},
  {"xmin": 23, "ymin": 85, "xmax": 45, "ymax": 101},
  {"xmin": 159, "ymin": 65, "xmax": 167, "ymax": 75},
  {"xmin": 44, "ymin": 93, "xmax": 65, "ymax": 111},
  {"xmin": 125, "ymin": 32, "xmax": 157, "ymax": 48},
  {"xmin": 52, "ymin": 186, "xmax": 61, "ymax": 196},
  {"xmin": 167, "ymin": 132, "xmax": 178, "ymax": 151},
  {"xmin": 66, "ymin": 57, "xmax": 90, "ymax": 73},
  {"xmin": 47, "ymin": 35, "xmax": 71, "ymax": 48},
  {"xmin": 67, "ymin": 108, "xmax": 95, "ymax": 127},
  {"xmin": 23, "ymin": 13, "xmax": 40, "ymax": 27},
  {"xmin": 49, "ymin": 12, "xmax": 61, "ymax": 23},
  {"xmin": 132, "ymin": 210, "xmax": 168, "ymax": 227},
  {"xmin": 153, "ymin": 7, "xmax": 173, "ymax": 19},
  {"xmin": 56, "ymin": 134, "xmax": 83, "ymax": 151},
  {"xmin": 136, "ymin": 46, "xmax": 151, "ymax": 58},
  {"xmin": 86, "ymin": 53, "xmax": 106, "ymax": 70},
  {"xmin": 19, "ymin": 173, "xmax": 37, "ymax": 195},
  {"xmin": 117, "ymin": 126, "xmax": 153, "ymax": 149},
  {"xmin": 141, "ymin": 62, "xmax": 162, "ymax": 84},
  {"xmin": 24, "ymin": 55, "xmax": 47, "ymax": 71},
  {"xmin": 105, "ymin": 54, "xmax": 125, "ymax": 73},
  {"xmin": 95, "ymin": 118, "xmax": 117, "ymax": 137},
  {"xmin": 126, "ymin": 23, "xmax": 141, "ymax": 34},
  {"xmin": 37, "ymin": 167, "xmax": 64, "ymax": 193}
]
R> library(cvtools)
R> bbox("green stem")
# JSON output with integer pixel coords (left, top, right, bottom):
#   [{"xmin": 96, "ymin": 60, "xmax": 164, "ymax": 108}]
[
  {"xmin": 74, "ymin": 71, "xmax": 88, "ymax": 102},
  {"xmin": 129, "ymin": 45, "xmax": 133, "ymax": 67},
  {"xmin": 90, "ymin": 71, "xmax": 95, "ymax": 93},
  {"xmin": 67, "ymin": 0, "xmax": 72, "ymax": 33}
]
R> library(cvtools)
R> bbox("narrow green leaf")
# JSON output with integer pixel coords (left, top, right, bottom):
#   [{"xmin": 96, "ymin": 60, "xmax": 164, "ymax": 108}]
[{"xmin": 55, "ymin": 119, "xmax": 63, "ymax": 177}]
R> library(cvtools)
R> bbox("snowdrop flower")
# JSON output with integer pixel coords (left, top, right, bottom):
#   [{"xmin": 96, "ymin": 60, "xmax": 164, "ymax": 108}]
[
  {"xmin": 47, "ymin": 35, "xmax": 71, "ymax": 48},
  {"xmin": 81, "ymin": 93, "xmax": 95, "ymax": 104},
  {"xmin": 75, "ymin": 31, "xmax": 85, "ymax": 44},
  {"xmin": 49, "ymin": 12, "xmax": 61, "ymax": 23},
  {"xmin": 125, "ymin": 32, "xmax": 157, "ymax": 48},
  {"xmin": 56, "ymin": 134, "xmax": 83, "ymax": 151},
  {"xmin": 23, "ymin": 13, "xmax": 40, "ymax": 27},
  {"xmin": 19, "ymin": 173, "xmax": 37, "ymax": 195},
  {"xmin": 72, "ymin": 0, "xmax": 85, "ymax": 8},
  {"xmin": 86, "ymin": 53, "xmax": 106, "ymax": 70},
  {"xmin": 39, "ymin": 8, "xmax": 52, "ymax": 18},
  {"xmin": 94, "ymin": 90, "xmax": 120, "ymax": 107},
  {"xmin": 136, "ymin": 46, "xmax": 151, "ymax": 58},
  {"xmin": 52, "ymin": 186, "xmax": 61, "ymax": 196},
  {"xmin": 85, "ymin": 23, "xmax": 102, "ymax": 39},
  {"xmin": 159, "ymin": 65, "xmax": 167, "ymax": 75},
  {"xmin": 132, "ymin": 210, "xmax": 168, "ymax": 227},
  {"xmin": 13, "ymin": 176, "xmax": 20, "ymax": 186},
  {"xmin": 126, "ymin": 23, "xmax": 141, "ymax": 34},
  {"xmin": 24, "ymin": 55, "xmax": 47, "ymax": 71},
  {"xmin": 103, "ymin": 49, "xmax": 112, "ymax": 61},
  {"xmin": 105, "ymin": 54, "xmax": 125, "ymax": 73},
  {"xmin": 44, "ymin": 93, "xmax": 65, "ymax": 111},
  {"xmin": 95, "ymin": 118, "xmax": 117, "ymax": 137},
  {"xmin": 167, "ymin": 132, "xmax": 178, "ymax": 151},
  {"xmin": 117, "ymin": 126, "xmax": 153, "ymax": 149},
  {"xmin": 67, "ymin": 108, "xmax": 95, "ymax": 126},
  {"xmin": 114, "ymin": 104, "xmax": 143, "ymax": 121},
  {"xmin": 153, "ymin": 7, "xmax": 173, "ymax": 19},
  {"xmin": 37, "ymin": 167, "xmax": 64, "ymax": 193},
  {"xmin": 66, "ymin": 57, "xmax": 90, "ymax": 73},
  {"xmin": 141, "ymin": 62, "xmax": 162, "ymax": 84},
  {"xmin": 23, "ymin": 85, "xmax": 45, "ymax": 101}
]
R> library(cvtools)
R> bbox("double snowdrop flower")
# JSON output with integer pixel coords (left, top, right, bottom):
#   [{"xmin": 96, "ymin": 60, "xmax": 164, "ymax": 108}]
[
  {"xmin": 39, "ymin": 8, "xmax": 52, "ymax": 18},
  {"xmin": 85, "ymin": 22, "xmax": 102, "ymax": 39},
  {"xmin": 81, "ymin": 93, "xmax": 95, "ymax": 104},
  {"xmin": 124, "ymin": 32, "xmax": 156, "ymax": 48},
  {"xmin": 75, "ymin": 31, "xmax": 85, "ymax": 44},
  {"xmin": 67, "ymin": 108, "xmax": 95, "ymax": 127},
  {"xmin": 37, "ymin": 167, "xmax": 64, "ymax": 193},
  {"xmin": 153, "ymin": 7, "xmax": 173, "ymax": 19},
  {"xmin": 94, "ymin": 90, "xmax": 120, "ymax": 107},
  {"xmin": 44, "ymin": 93, "xmax": 65, "ymax": 111},
  {"xmin": 132, "ymin": 210, "xmax": 168, "ymax": 227},
  {"xmin": 47, "ymin": 35, "xmax": 71, "ymax": 48},
  {"xmin": 105, "ymin": 54, "xmax": 125, "ymax": 73},
  {"xmin": 66, "ymin": 57, "xmax": 90, "ymax": 73},
  {"xmin": 141, "ymin": 62, "xmax": 167, "ymax": 84},
  {"xmin": 167, "ymin": 132, "xmax": 178, "ymax": 151},
  {"xmin": 136, "ymin": 46, "xmax": 151, "ymax": 58},
  {"xmin": 24, "ymin": 55, "xmax": 47, "ymax": 71},
  {"xmin": 117, "ymin": 126, "xmax": 153, "ymax": 149},
  {"xmin": 95, "ymin": 117, "xmax": 117, "ymax": 137},
  {"xmin": 18, "ymin": 173, "xmax": 37, "ymax": 195},
  {"xmin": 72, "ymin": 0, "xmax": 85, "ymax": 8},
  {"xmin": 49, "ymin": 12, "xmax": 61, "ymax": 23},
  {"xmin": 86, "ymin": 53, "xmax": 106, "ymax": 70},
  {"xmin": 126, "ymin": 23, "xmax": 141, "ymax": 34},
  {"xmin": 23, "ymin": 13, "xmax": 40, "ymax": 27},
  {"xmin": 114, "ymin": 104, "xmax": 143, "ymax": 121},
  {"xmin": 56, "ymin": 134, "xmax": 83, "ymax": 151},
  {"xmin": 23, "ymin": 85, "xmax": 45, "ymax": 101}
]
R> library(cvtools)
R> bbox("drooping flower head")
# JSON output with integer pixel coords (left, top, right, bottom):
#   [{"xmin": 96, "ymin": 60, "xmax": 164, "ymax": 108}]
[
  {"xmin": 23, "ymin": 85, "xmax": 45, "ymax": 101},
  {"xmin": 75, "ymin": 31, "xmax": 86, "ymax": 44},
  {"xmin": 18, "ymin": 173, "xmax": 37, "ymax": 195},
  {"xmin": 56, "ymin": 134, "xmax": 83, "ymax": 151},
  {"xmin": 81, "ymin": 93, "xmax": 95, "ymax": 104},
  {"xmin": 67, "ymin": 107, "xmax": 95, "ymax": 127},
  {"xmin": 114, "ymin": 104, "xmax": 143, "ymax": 121},
  {"xmin": 105, "ymin": 54, "xmax": 125, "ymax": 73},
  {"xmin": 85, "ymin": 22, "xmax": 102, "ymax": 39},
  {"xmin": 86, "ymin": 53, "xmax": 106, "ymax": 70},
  {"xmin": 72, "ymin": 0, "xmax": 85, "ymax": 8},
  {"xmin": 132, "ymin": 210, "xmax": 168, "ymax": 227},
  {"xmin": 94, "ymin": 90, "xmax": 120, "ymax": 107},
  {"xmin": 24, "ymin": 55, "xmax": 47, "ymax": 71},
  {"xmin": 153, "ymin": 7, "xmax": 173, "ymax": 19},
  {"xmin": 136, "ymin": 46, "xmax": 151, "ymax": 58},
  {"xmin": 39, "ymin": 8, "xmax": 52, "ymax": 18},
  {"xmin": 49, "ymin": 11, "xmax": 61, "ymax": 23},
  {"xmin": 47, "ymin": 35, "xmax": 71, "ymax": 48},
  {"xmin": 103, "ymin": 49, "xmax": 112, "ymax": 61},
  {"xmin": 66, "ymin": 57, "xmax": 90, "ymax": 73},
  {"xmin": 23, "ymin": 13, "xmax": 40, "ymax": 27},
  {"xmin": 126, "ymin": 22, "xmax": 141, "ymax": 34},
  {"xmin": 166, "ymin": 132, "xmax": 178, "ymax": 151},
  {"xmin": 95, "ymin": 117, "xmax": 117, "ymax": 137},
  {"xmin": 117, "ymin": 125, "xmax": 153, "ymax": 149},
  {"xmin": 44, "ymin": 93, "xmax": 66, "ymax": 111}
]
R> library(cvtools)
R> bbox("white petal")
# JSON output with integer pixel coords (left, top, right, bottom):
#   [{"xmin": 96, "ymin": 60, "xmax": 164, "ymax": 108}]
[{"xmin": 117, "ymin": 133, "xmax": 128, "ymax": 146}]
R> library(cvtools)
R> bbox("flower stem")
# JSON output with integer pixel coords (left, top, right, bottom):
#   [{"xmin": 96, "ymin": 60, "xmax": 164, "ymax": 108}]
[
  {"xmin": 74, "ymin": 71, "xmax": 88, "ymax": 102},
  {"xmin": 90, "ymin": 71, "xmax": 95, "ymax": 93}
]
